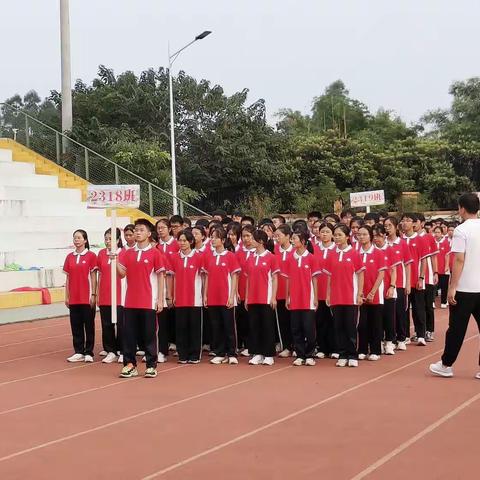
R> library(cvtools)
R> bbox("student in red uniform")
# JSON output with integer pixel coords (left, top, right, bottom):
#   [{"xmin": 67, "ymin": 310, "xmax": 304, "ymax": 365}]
[
  {"xmin": 350, "ymin": 216, "xmax": 364, "ymax": 251},
  {"xmin": 169, "ymin": 229, "xmax": 204, "ymax": 364},
  {"xmin": 272, "ymin": 215, "xmax": 286, "ymax": 229},
  {"xmin": 123, "ymin": 224, "xmax": 136, "ymax": 249},
  {"xmin": 324, "ymin": 213, "xmax": 340, "ymax": 226},
  {"xmin": 226, "ymin": 222, "xmax": 242, "ymax": 252},
  {"xmin": 169, "ymin": 215, "xmax": 184, "ymax": 240},
  {"xmin": 415, "ymin": 214, "xmax": 439, "ymax": 342},
  {"xmin": 245, "ymin": 230, "xmax": 280, "ymax": 365},
  {"xmin": 373, "ymin": 223, "xmax": 400, "ymax": 355},
  {"xmin": 284, "ymin": 231, "xmax": 321, "ymax": 366},
  {"xmin": 307, "ymin": 211, "xmax": 322, "ymax": 234},
  {"xmin": 235, "ymin": 225, "xmax": 257, "ymax": 356},
  {"xmin": 203, "ymin": 228, "xmax": 241, "ymax": 365},
  {"xmin": 384, "ymin": 216, "xmax": 412, "ymax": 351},
  {"xmin": 96, "ymin": 228, "xmax": 123, "ymax": 364},
  {"xmin": 433, "ymin": 226, "xmax": 450, "ymax": 309},
  {"xmin": 357, "ymin": 225, "xmax": 387, "ymax": 361},
  {"xmin": 314, "ymin": 222, "xmax": 337, "ymax": 359},
  {"xmin": 64, "ymin": 230, "xmax": 98, "ymax": 363},
  {"xmin": 155, "ymin": 218, "xmax": 179, "ymax": 360},
  {"xmin": 324, "ymin": 224, "xmax": 364, "ymax": 367},
  {"xmin": 273, "ymin": 224, "xmax": 294, "ymax": 357},
  {"xmin": 117, "ymin": 219, "xmax": 166, "ymax": 378},
  {"xmin": 401, "ymin": 213, "xmax": 429, "ymax": 346}
]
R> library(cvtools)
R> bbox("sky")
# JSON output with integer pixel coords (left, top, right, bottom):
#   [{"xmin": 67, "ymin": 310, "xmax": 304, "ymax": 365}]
[{"xmin": 1, "ymin": 0, "xmax": 479, "ymax": 126}]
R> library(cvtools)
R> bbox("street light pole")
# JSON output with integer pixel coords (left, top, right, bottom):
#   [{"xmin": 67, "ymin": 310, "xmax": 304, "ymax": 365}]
[
  {"xmin": 60, "ymin": 0, "xmax": 73, "ymax": 135},
  {"xmin": 168, "ymin": 31, "xmax": 211, "ymax": 215}
]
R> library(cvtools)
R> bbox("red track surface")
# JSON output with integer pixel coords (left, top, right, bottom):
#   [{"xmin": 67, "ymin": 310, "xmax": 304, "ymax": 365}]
[{"xmin": 0, "ymin": 307, "xmax": 478, "ymax": 480}]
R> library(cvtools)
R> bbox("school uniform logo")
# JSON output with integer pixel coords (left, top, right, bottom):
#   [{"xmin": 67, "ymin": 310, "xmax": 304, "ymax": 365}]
[
  {"xmin": 221, "ymin": 263, "xmax": 226, "ymax": 267},
  {"xmin": 346, "ymin": 258, "xmax": 352, "ymax": 262},
  {"xmin": 262, "ymin": 262, "xmax": 267, "ymax": 266},
  {"xmin": 144, "ymin": 259, "xmax": 149, "ymax": 263},
  {"xmin": 370, "ymin": 259, "xmax": 375, "ymax": 263},
  {"xmin": 82, "ymin": 260, "xmax": 86, "ymax": 264}
]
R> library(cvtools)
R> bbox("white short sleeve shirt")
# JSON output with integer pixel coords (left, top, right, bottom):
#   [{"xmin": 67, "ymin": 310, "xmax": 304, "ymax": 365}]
[{"xmin": 451, "ymin": 218, "xmax": 480, "ymax": 292}]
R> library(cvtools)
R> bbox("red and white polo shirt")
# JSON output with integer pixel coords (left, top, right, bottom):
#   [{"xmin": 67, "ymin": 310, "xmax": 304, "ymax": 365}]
[
  {"xmin": 235, "ymin": 246, "xmax": 256, "ymax": 301},
  {"xmin": 283, "ymin": 250, "xmax": 321, "ymax": 310},
  {"xmin": 419, "ymin": 231, "xmax": 439, "ymax": 285},
  {"xmin": 157, "ymin": 237, "xmax": 179, "ymax": 269},
  {"xmin": 403, "ymin": 233, "xmax": 430, "ymax": 289},
  {"xmin": 360, "ymin": 245, "xmax": 387, "ymax": 305},
  {"xmin": 323, "ymin": 245, "xmax": 365, "ymax": 306},
  {"xmin": 376, "ymin": 243, "xmax": 402, "ymax": 298},
  {"xmin": 245, "ymin": 250, "xmax": 280, "ymax": 305},
  {"xmin": 96, "ymin": 248, "xmax": 122, "ymax": 307},
  {"xmin": 63, "ymin": 249, "xmax": 97, "ymax": 305},
  {"xmin": 315, "ymin": 243, "xmax": 336, "ymax": 302},
  {"xmin": 169, "ymin": 250, "xmax": 204, "ymax": 307},
  {"xmin": 274, "ymin": 244, "xmax": 294, "ymax": 300},
  {"xmin": 203, "ymin": 250, "xmax": 241, "ymax": 306},
  {"xmin": 119, "ymin": 245, "xmax": 165, "ymax": 310},
  {"xmin": 387, "ymin": 237, "xmax": 413, "ymax": 289},
  {"xmin": 435, "ymin": 237, "xmax": 449, "ymax": 275}
]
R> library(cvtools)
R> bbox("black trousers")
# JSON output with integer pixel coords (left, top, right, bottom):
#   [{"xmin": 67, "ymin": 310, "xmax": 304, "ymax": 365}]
[
  {"xmin": 425, "ymin": 284, "xmax": 436, "ymax": 332},
  {"xmin": 157, "ymin": 308, "xmax": 174, "ymax": 356},
  {"xmin": 441, "ymin": 292, "xmax": 480, "ymax": 367},
  {"xmin": 123, "ymin": 308, "xmax": 157, "ymax": 368},
  {"xmin": 175, "ymin": 307, "xmax": 202, "ymax": 362},
  {"xmin": 276, "ymin": 300, "xmax": 292, "ymax": 350},
  {"xmin": 290, "ymin": 310, "xmax": 316, "ymax": 360},
  {"xmin": 136, "ymin": 320, "xmax": 145, "ymax": 351},
  {"xmin": 202, "ymin": 307, "xmax": 211, "ymax": 346},
  {"xmin": 358, "ymin": 305, "xmax": 383, "ymax": 355},
  {"xmin": 438, "ymin": 274, "xmax": 449, "ymax": 305},
  {"xmin": 395, "ymin": 288, "xmax": 408, "ymax": 342},
  {"xmin": 99, "ymin": 305, "xmax": 124, "ymax": 354},
  {"xmin": 410, "ymin": 288, "xmax": 426, "ymax": 338},
  {"xmin": 209, "ymin": 306, "xmax": 236, "ymax": 357},
  {"xmin": 235, "ymin": 302, "xmax": 249, "ymax": 350},
  {"xmin": 69, "ymin": 304, "xmax": 95, "ymax": 356},
  {"xmin": 316, "ymin": 300, "xmax": 336, "ymax": 355},
  {"xmin": 332, "ymin": 305, "xmax": 358, "ymax": 360},
  {"xmin": 248, "ymin": 304, "xmax": 276, "ymax": 357},
  {"xmin": 383, "ymin": 298, "xmax": 396, "ymax": 342}
]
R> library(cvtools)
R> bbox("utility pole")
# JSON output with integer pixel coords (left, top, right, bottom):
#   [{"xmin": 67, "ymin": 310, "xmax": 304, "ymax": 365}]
[{"xmin": 60, "ymin": 0, "xmax": 73, "ymax": 134}]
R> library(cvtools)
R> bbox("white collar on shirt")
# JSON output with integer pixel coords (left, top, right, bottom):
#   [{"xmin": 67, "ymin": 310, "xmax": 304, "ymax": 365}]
[
  {"xmin": 180, "ymin": 250, "xmax": 196, "ymax": 259},
  {"xmin": 360, "ymin": 245, "xmax": 375, "ymax": 254},
  {"xmin": 73, "ymin": 249, "xmax": 89, "ymax": 256},
  {"xmin": 213, "ymin": 249, "xmax": 228, "ymax": 257},
  {"xmin": 403, "ymin": 232, "xmax": 418, "ymax": 240},
  {"xmin": 242, "ymin": 246, "xmax": 256, "ymax": 253},
  {"xmin": 376, "ymin": 242, "xmax": 388, "ymax": 251},
  {"xmin": 293, "ymin": 249, "xmax": 309, "ymax": 260},
  {"xmin": 158, "ymin": 237, "xmax": 174, "ymax": 246},
  {"xmin": 388, "ymin": 237, "xmax": 401, "ymax": 246},
  {"xmin": 279, "ymin": 244, "xmax": 293, "ymax": 253},
  {"xmin": 320, "ymin": 243, "xmax": 335, "ymax": 251},
  {"xmin": 335, "ymin": 245, "xmax": 352, "ymax": 254},
  {"xmin": 134, "ymin": 244, "xmax": 152, "ymax": 252},
  {"xmin": 254, "ymin": 250, "xmax": 269, "ymax": 258}
]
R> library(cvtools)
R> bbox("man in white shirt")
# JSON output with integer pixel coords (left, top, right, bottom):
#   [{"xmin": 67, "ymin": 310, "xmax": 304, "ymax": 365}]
[{"xmin": 430, "ymin": 193, "xmax": 480, "ymax": 379}]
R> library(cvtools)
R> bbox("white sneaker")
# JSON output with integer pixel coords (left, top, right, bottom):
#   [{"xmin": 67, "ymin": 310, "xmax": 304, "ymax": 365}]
[
  {"xmin": 210, "ymin": 356, "xmax": 226, "ymax": 365},
  {"xmin": 169, "ymin": 343, "xmax": 177, "ymax": 352},
  {"xmin": 136, "ymin": 350, "xmax": 145, "ymax": 357},
  {"xmin": 396, "ymin": 341, "xmax": 407, "ymax": 351},
  {"xmin": 99, "ymin": 350, "xmax": 107, "ymax": 357},
  {"xmin": 384, "ymin": 342, "xmax": 396, "ymax": 355},
  {"xmin": 228, "ymin": 356, "xmax": 238, "ymax": 365},
  {"xmin": 249, "ymin": 354, "xmax": 264, "ymax": 365},
  {"xmin": 429, "ymin": 361, "xmax": 453, "ymax": 378},
  {"xmin": 441, "ymin": 303, "xmax": 448, "ymax": 309},
  {"xmin": 102, "ymin": 352, "xmax": 117, "ymax": 364},
  {"xmin": 336, "ymin": 359, "xmax": 348, "ymax": 367},
  {"xmin": 292, "ymin": 351, "xmax": 297, "ymax": 357},
  {"xmin": 202, "ymin": 344, "xmax": 211, "ymax": 352},
  {"xmin": 275, "ymin": 343, "xmax": 282, "ymax": 353},
  {"xmin": 117, "ymin": 354, "xmax": 124, "ymax": 363},
  {"xmin": 368, "ymin": 354, "xmax": 380, "ymax": 361},
  {"xmin": 417, "ymin": 337, "xmax": 427, "ymax": 346},
  {"xmin": 405, "ymin": 337, "xmax": 411, "ymax": 345},
  {"xmin": 381, "ymin": 342, "xmax": 386, "ymax": 354},
  {"xmin": 348, "ymin": 359, "xmax": 359, "ymax": 367},
  {"xmin": 315, "ymin": 351, "xmax": 325, "ymax": 359},
  {"xmin": 330, "ymin": 353, "xmax": 340, "ymax": 359},
  {"xmin": 432, "ymin": 302, "xmax": 436, "ymax": 309},
  {"xmin": 141, "ymin": 356, "xmax": 146, "ymax": 363},
  {"xmin": 67, "ymin": 353, "xmax": 84, "ymax": 363},
  {"xmin": 358, "ymin": 353, "xmax": 367, "ymax": 360},
  {"xmin": 278, "ymin": 349, "xmax": 291, "ymax": 358},
  {"xmin": 240, "ymin": 348, "xmax": 250, "ymax": 357},
  {"xmin": 292, "ymin": 358, "xmax": 305, "ymax": 366},
  {"xmin": 84, "ymin": 355, "xmax": 94, "ymax": 363},
  {"xmin": 475, "ymin": 372, "xmax": 480, "ymax": 380},
  {"xmin": 305, "ymin": 358, "xmax": 316, "ymax": 366},
  {"xmin": 263, "ymin": 357, "xmax": 274, "ymax": 366},
  {"xmin": 157, "ymin": 352, "xmax": 167, "ymax": 363}
]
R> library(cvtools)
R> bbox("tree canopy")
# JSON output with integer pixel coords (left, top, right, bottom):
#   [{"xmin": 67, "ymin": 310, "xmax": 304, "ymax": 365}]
[{"xmin": 1, "ymin": 68, "xmax": 479, "ymax": 215}]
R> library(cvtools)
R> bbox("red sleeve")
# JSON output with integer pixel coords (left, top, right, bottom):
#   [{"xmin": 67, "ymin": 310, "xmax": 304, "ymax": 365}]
[
  {"xmin": 418, "ymin": 236, "xmax": 430, "ymax": 260},
  {"xmin": 353, "ymin": 251, "xmax": 364, "ymax": 273},
  {"xmin": 311, "ymin": 254, "xmax": 322, "ymax": 276},
  {"xmin": 402, "ymin": 242, "xmax": 413, "ymax": 265},
  {"xmin": 89, "ymin": 252, "xmax": 97, "ymax": 272},
  {"xmin": 428, "ymin": 235, "xmax": 439, "ymax": 255},
  {"xmin": 63, "ymin": 254, "xmax": 70, "ymax": 274},
  {"xmin": 118, "ymin": 249, "xmax": 128, "ymax": 269},
  {"xmin": 154, "ymin": 249, "xmax": 166, "ymax": 273},
  {"xmin": 271, "ymin": 254, "xmax": 280, "ymax": 275},
  {"xmin": 228, "ymin": 252, "xmax": 241, "ymax": 274},
  {"xmin": 376, "ymin": 250, "xmax": 387, "ymax": 271},
  {"xmin": 323, "ymin": 253, "xmax": 332, "ymax": 275}
]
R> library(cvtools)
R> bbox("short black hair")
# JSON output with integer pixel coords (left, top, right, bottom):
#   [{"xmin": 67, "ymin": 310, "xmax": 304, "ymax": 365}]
[
  {"xmin": 364, "ymin": 212, "xmax": 379, "ymax": 223},
  {"xmin": 378, "ymin": 211, "xmax": 388, "ymax": 219},
  {"xmin": 170, "ymin": 215, "xmax": 184, "ymax": 225},
  {"xmin": 241, "ymin": 215, "xmax": 255, "ymax": 226},
  {"xmin": 195, "ymin": 218, "xmax": 209, "ymax": 229},
  {"xmin": 183, "ymin": 216, "xmax": 192, "ymax": 227},
  {"xmin": 400, "ymin": 212, "xmax": 419, "ymax": 222},
  {"xmin": 458, "ymin": 193, "xmax": 480, "ymax": 214},
  {"xmin": 307, "ymin": 211, "xmax": 322, "ymax": 220},
  {"xmin": 211, "ymin": 209, "xmax": 227, "ymax": 219},
  {"xmin": 272, "ymin": 214, "xmax": 286, "ymax": 224},
  {"xmin": 350, "ymin": 216, "xmax": 365, "ymax": 226},
  {"xmin": 417, "ymin": 213, "xmax": 425, "ymax": 223},
  {"xmin": 340, "ymin": 209, "xmax": 353, "ymax": 219},
  {"xmin": 135, "ymin": 218, "xmax": 154, "ymax": 232}
]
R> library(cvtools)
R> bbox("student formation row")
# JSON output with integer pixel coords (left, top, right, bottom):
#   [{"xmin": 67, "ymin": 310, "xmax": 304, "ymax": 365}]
[{"xmin": 62, "ymin": 210, "xmax": 457, "ymax": 378}]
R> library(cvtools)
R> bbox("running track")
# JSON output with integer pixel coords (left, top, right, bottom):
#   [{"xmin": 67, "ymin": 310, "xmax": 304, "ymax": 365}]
[{"xmin": 0, "ymin": 307, "xmax": 478, "ymax": 479}]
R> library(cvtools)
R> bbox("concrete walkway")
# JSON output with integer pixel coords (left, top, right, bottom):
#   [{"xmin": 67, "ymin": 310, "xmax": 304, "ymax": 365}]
[{"xmin": 0, "ymin": 303, "xmax": 69, "ymax": 325}]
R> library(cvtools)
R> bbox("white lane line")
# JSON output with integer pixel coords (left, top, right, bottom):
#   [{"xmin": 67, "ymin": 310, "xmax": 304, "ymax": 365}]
[
  {"xmin": 0, "ymin": 333, "xmax": 70, "ymax": 348},
  {"xmin": 141, "ymin": 334, "xmax": 478, "ymax": 479},
  {"xmin": 0, "ymin": 365, "xmax": 185, "ymax": 416},
  {"xmin": 350, "ymin": 391, "xmax": 480, "ymax": 480},
  {"xmin": 0, "ymin": 366, "xmax": 292, "ymax": 463},
  {"xmin": 0, "ymin": 348, "xmax": 72, "ymax": 365},
  {"xmin": 0, "ymin": 322, "xmax": 66, "ymax": 335}
]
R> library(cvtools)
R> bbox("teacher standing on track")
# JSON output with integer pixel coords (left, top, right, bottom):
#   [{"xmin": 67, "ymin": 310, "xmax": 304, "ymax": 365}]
[{"xmin": 429, "ymin": 193, "xmax": 480, "ymax": 379}]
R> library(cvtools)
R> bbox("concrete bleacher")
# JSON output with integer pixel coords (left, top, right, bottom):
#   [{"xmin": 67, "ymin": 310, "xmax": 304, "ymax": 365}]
[{"xmin": 0, "ymin": 145, "xmax": 131, "ymax": 308}]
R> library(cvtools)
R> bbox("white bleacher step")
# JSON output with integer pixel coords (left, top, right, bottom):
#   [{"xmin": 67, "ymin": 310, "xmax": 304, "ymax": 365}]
[
  {"xmin": 0, "ymin": 185, "xmax": 82, "ymax": 202},
  {"xmin": 1, "ymin": 174, "xmax": 58, "ymax": 188},
  {"xmin": 0, "ymin": 149, "xmax": 13, "ymax": 162},
  {"xmin": 0, "ymin": 162, "xmax": 35, "ymax": 175},
  {"xmin": 0, "ymin": 268, "xmax": 65, "ymax": 291},
  {"xmin": 0, "ymin": 200, "xmax": 108, "ymax": 217}
]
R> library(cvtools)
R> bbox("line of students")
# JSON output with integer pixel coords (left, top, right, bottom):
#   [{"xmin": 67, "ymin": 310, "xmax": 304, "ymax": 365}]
[{"xmin": 63, "ymin": 210, "xmax": 457, "ymax": 377}]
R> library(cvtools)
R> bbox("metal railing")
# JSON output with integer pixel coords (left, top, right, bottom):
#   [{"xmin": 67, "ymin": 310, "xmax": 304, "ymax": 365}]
[{"xmin": 0, "ymin": 103, "xmax": 209, "ymax": 219}]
